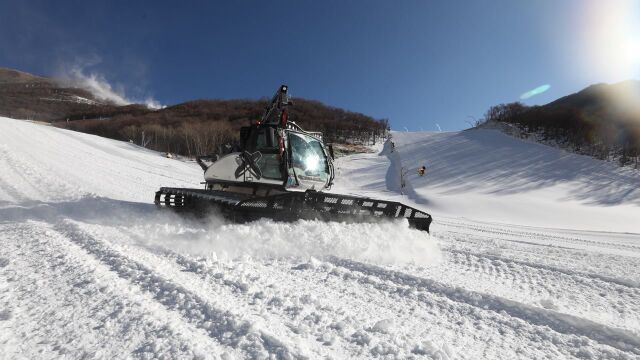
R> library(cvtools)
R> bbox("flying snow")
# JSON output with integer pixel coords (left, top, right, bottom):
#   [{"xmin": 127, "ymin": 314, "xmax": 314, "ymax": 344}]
[
  {"xmin": 116, "ymin": 211, "xmax": 442, "ymax": 266},
  {"xmin": 56, "ymin": 57, "xmax": 163, "ymax": 109}
]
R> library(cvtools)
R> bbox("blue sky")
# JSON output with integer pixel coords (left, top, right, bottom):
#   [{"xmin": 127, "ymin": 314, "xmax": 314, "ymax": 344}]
[{"xmin": 1, "ymin": 0, "xmax": 639, "ymax": 130}]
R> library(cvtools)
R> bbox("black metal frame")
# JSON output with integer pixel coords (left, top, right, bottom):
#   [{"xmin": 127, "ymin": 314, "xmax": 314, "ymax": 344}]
[{"xmin": 155, "ymin": 187, "xmax": 432, "ymax": 233}]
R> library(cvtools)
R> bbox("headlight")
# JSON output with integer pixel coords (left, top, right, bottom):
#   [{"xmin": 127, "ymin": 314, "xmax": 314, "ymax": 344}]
[{"xmin": 304, "ymin": 154, "xmax": 320, "ymax": 171}]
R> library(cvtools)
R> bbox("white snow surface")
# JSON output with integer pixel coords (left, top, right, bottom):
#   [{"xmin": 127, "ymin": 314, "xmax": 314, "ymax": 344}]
[{"xmin": 1, "ymin": 117, "xmax": 639, "ymax": 359}]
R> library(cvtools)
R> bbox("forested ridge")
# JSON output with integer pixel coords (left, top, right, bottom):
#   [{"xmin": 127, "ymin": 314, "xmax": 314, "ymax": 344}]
[
  {"xmin": 481, "ymin": 81, "xmax": 640, "ymax": 168},
  {"xmin": 59, "ymin": 98, "xmax": 390, "ymax": 157},
  {"xmin": 0, "ymin": 68, "xmax": 389, "ymax": 157}
]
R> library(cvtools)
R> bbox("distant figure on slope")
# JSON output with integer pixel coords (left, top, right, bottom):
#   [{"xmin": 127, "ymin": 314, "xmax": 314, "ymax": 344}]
[{"xmin": 418, "ymin": 165, "xmax": 426, "ymax": 176}]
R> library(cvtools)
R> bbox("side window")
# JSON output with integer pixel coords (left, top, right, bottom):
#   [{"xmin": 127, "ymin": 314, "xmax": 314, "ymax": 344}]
[
  {"xmin": 251, "ymin": 127, "xmax": 281, "ymax": 180},
  {"xmin": 254, "ymin": 127, "xmax": 277, "ymax": 151}
]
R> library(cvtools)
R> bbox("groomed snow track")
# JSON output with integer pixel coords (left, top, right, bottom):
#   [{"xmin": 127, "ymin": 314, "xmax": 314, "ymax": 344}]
[{"xmin": 2, "ymin": 117, "xmax": 640, "ymax": 359}]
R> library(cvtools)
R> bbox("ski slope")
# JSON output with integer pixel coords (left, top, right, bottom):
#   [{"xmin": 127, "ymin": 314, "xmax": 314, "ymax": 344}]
[
  {"xmin": 1, "ymin": 117, "xmax": 639, "ymax": 359},
  {"xmin": 333, "ymin": 130, "xmax": 640, "ymax": 233}
]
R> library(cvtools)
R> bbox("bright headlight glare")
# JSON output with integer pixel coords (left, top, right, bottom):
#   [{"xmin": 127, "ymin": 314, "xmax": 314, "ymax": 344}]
[{"xmin": 304, "ymin": 154, "xmax": 320, "ymax": 171}]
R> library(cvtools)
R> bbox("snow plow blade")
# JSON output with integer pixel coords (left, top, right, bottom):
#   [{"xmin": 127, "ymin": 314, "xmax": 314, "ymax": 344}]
[{"xmin": 155, "ymin": 187, "xmax": 432, "ymax": 233}]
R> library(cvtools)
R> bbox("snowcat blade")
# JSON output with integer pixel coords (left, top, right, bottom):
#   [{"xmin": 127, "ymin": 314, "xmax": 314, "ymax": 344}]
[{"xmin": 155, "ymin": 187, "xmax": 432, "ymax": 233}]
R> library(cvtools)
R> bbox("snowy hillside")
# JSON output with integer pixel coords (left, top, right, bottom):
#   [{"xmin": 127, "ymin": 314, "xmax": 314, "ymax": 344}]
[
  {"xmin": 1, "ymin": 117, "xmax": 639, "ymax": 359},
  {"xmin": 334, "ymin": 129, "xmax": 640, "ymax": 233}
]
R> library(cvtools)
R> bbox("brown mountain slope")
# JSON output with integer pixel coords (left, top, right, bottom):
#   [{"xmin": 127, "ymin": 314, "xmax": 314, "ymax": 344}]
[
  {"xmin": 0, "ymin": 68, "xmax": 388, "ymax": 156},
  {"xmin": 0, "ymin": 68, "xmax": 50, "ymax": 84},
  {"xmin": 483, "ymin": 80, "xmax": 640, "ymax": 167},
  {"xmin": 0, "ymin": 68, "xmax": 147, "ymax": 121},
  {"xmin": 60, "ymin": 97, "xmax": 389, "ymax": 156}
]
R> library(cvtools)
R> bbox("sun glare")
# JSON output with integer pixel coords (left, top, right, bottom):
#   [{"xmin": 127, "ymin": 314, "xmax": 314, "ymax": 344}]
[{"xmin": 578, "ymin": 0, "xmax": 640, "ymax": 81}]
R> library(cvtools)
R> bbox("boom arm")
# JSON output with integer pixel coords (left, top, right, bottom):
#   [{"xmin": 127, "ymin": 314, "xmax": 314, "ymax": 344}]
[{"xmin": 261, "ymin": 84, "xmax": 291, "ymax": 126}]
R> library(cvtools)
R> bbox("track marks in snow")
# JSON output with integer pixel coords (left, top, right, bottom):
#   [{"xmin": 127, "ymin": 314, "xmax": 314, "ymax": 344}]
[
  {"xmin": 57, "ymin": 220, "xmax": 457, "ymax": 358},
  {"xmin": 73, "ymin": 221, "xmax": 386, "ymax": 358},
  {"xmin": 434, "ymin": 221, "xmax": 640, "ymax": 288},
  {"xmin": 34, "ymin": 217, "xmax": 640, "ymax": 359},
  {"xmin": 444, "ymin": 244, "xmax": 640, "ymax": 289},
  {"xmin": 122, "ymin": 236, "xmax": 640, "ymax": 359},
  {"xmin": 428, "ymin": 249, "xmax": 640, "ymax": 333},
  {"xmin": 0, "ymin": 222, "xmax": 233, "ymax": 359},
  {"xmin": 437, "ymin": 218, "xmax": 640, "ymax": 255},
  {"xmin": 442, "ymin": 245, "xmax": 640, "ymax": 290},
  {"xmin": 327, "ymin": 257, "xmax": 640, "ymax": 357},
  {"xmin": 168, "ymin": 252, "xmax": 455, "ymax": 359},
  {"xmin": 53, "ymin": 220, "xmax": 298, "ymax": 359},
  {"xmin": 0, "ymin": 146, "xmax": 33, "ymax": 203},
  {"xmin": 0, "ymin": 143, "xmax": 80, "ymax": 203},
  {"xmin": 143, "ymin": 251, "xmax": 365, "ymax": 359}
]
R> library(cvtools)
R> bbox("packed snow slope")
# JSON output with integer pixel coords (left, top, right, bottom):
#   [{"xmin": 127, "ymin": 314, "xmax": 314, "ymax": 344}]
[
  {"xmin": 1, "ymin": 117, "xmax": 639, "ymax": 359},
  {"xmin": 333, "ymin": 130, "xmax": 640, "ymax": 233}
]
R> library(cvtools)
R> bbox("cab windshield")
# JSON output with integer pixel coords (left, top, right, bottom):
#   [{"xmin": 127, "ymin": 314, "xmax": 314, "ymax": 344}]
[{"xmin": 288, "ymin": 132, "xmax": 329, "ymax": 184}]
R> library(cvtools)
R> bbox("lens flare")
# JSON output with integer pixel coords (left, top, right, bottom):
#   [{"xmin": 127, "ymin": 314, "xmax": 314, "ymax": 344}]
[
  {"xmin": 304, "ymin": 154, "xmax": 320, "ymax": 171},
  {"xmin": 575, "ymin": 0, "xmax": 640, "ymax": 81},
  {"xmin": 520, "ymin": 84, "xmax": 551, "ymax": 100}
]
